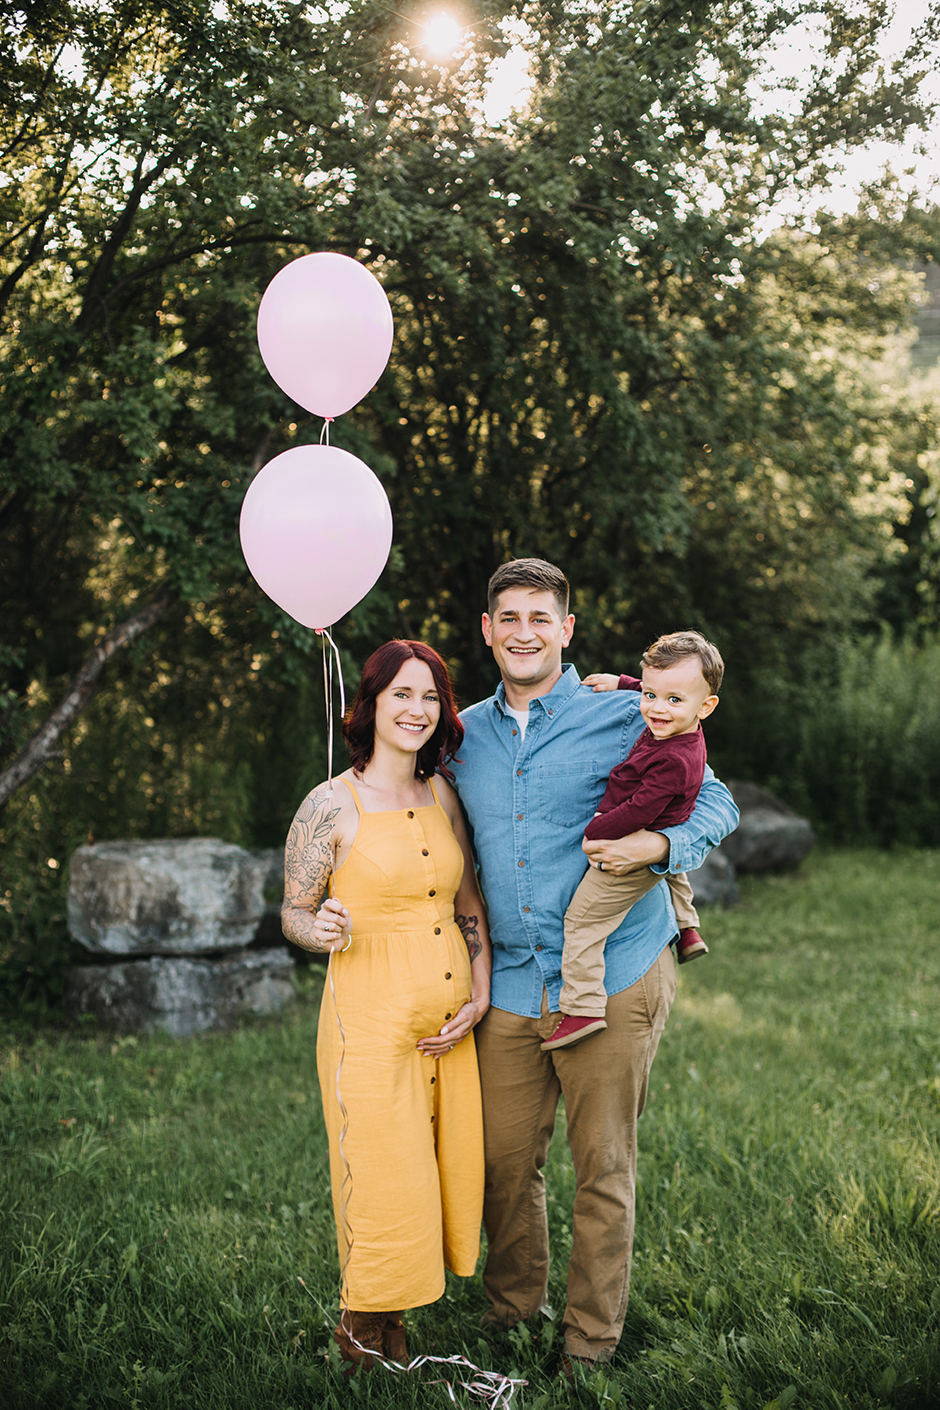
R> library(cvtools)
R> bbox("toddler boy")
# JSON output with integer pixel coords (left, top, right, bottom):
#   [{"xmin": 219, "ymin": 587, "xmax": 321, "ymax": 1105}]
[{"xmin": 542, "ymin": 630, "xmax": 723, "ymax": 1052}]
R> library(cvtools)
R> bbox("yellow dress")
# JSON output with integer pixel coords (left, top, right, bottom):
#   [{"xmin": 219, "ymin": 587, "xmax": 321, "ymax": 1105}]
[{"xmin": 316, "ymin": 777, "xmax": 484, "ymax": 1311}]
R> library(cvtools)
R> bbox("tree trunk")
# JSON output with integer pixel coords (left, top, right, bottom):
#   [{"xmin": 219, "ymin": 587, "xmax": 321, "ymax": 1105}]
[{"xmin": 0, "ymin": 586, "xmax": 175, "ymax": 809}]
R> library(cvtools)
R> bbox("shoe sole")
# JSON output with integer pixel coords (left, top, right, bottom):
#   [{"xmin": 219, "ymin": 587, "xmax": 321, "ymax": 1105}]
[
  {"xmin": 677, "ymin": 942, "xmax": 709, "ymax": 964},
  {"xmin": 540, "ymin": 1021, "xmax": 607, "ymax": 1051}
]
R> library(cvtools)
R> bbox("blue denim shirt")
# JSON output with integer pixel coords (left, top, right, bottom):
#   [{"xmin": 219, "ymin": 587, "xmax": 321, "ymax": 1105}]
[{"xmin": 452, "ymin": 663, "xmax": 739, "ymax": 1018}]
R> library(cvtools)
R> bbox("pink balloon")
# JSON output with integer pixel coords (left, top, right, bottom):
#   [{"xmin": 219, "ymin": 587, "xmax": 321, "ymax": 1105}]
[
  {"xmin": 239, "ymin": 444, "xmax": 393, "ymax": 628},
  {"xmin": 257, "ymin": 253, "xmax": 394, "ymax": 418}
]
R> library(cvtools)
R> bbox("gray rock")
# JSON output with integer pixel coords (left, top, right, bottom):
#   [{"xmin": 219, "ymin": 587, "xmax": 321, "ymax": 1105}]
[
  {"xmin": 687, "ymin": 848, "xmax": 740, "ymax": 906},
  {"xmin": 252, "ymin": 847, "xmax": 286, "ymax": 947},
  {"xmin": 66, "ymin": 948, "xmax": 296, "ymax": 1036},
  {"xmin": 67, "ymin": 839, "xmax": 269, "ymax": 956},
  {"xmin": 720, "ymin": 780, "xmax": 814, "ymax": 873}
]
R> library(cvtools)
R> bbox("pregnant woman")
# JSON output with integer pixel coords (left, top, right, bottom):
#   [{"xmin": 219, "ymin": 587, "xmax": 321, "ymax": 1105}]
[{"xmin": 281, "ymin": 639, "xmax": 491, "ymax": 1374}]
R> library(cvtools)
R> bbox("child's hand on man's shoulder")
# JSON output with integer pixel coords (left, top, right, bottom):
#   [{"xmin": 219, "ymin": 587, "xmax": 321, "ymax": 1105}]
[{"xmin": 583, "ymin": 673, "xmax": 621, "ymax": 693}]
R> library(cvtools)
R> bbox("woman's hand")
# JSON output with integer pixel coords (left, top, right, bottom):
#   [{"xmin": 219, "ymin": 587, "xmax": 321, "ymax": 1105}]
[
  {"xmin": 417, "ymin": 995, "xmax": 489, "ymax": 1058},
  {"xmin": 312, "ymin": 896, "xmax": 352, "ymax": 952}
]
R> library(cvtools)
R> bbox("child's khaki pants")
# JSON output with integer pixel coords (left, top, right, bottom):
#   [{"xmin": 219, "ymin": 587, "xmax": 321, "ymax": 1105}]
[{"xmin": 560, "ymin": 865, "xmax": 697, "ymax": 1018}]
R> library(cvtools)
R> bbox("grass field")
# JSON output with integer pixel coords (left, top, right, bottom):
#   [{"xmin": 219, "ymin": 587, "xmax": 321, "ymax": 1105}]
[{"xmin": 2, "ymin": 848, "xmax": 939, "ymax": 1409}]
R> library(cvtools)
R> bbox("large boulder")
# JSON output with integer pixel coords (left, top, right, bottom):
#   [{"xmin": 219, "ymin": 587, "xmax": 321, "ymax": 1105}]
[
  {"xmin": 67, "ymin": 839, "xmax": 269, "ymax": 956},
  {"xmin": 252, "ymin": 847, "xmax": 286, "ymax": 947},
  {"xmin": 720, "ymin": 781, "xmax": 814, "ymax": 873},
  {"xmin": 686, "ymin": 848, "xmax": 740, "ymax": 907},
  {"xmin": 66, "ymin": 949, "xmax": 296, "ymax": 1037}
]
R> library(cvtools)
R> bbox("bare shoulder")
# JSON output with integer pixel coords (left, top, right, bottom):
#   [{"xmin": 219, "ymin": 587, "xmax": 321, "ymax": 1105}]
[
  {"xmin": 434, "ymin": 774, "xmax": 468, "ymax": 832},
  {"xmin": 433, "ymin": 772, "xmax": 458, "ymax": 810},
  {"xmin": 288, "ymin": 781, "xmax": 337, "ymax": 831}
]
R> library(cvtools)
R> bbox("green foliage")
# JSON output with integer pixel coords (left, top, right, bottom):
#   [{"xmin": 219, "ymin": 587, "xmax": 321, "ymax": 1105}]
[
  {"xmin": 711, "ymin": 629, "xmax": 940, "ymax": 844},
  {"xmin": 2, "ymin": 0, "xmax": 940, "ymax": 1012},
  {"xmin": 1, "ymin": 850, "xmax": 939, "ymax": 1406}
]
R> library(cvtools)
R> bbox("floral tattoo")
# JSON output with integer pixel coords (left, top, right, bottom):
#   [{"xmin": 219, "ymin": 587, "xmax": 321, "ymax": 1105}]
[
  {"xmin": 456, "ymin": 913, "xmax": 482, "ymax": 963},
  {"xmin": 282, "ymin": 790, "xmax": 340, "ymax": 950}
]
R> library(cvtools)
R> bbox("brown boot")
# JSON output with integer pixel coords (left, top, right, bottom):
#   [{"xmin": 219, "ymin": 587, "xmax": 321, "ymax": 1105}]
[
  {"xmin": 333, "ymin": 1309, "xmax": 387, "ymax": 1375},
  {"xmin": 382, "ymin": 1311, "xmax": 409, "ymax": 1363}
]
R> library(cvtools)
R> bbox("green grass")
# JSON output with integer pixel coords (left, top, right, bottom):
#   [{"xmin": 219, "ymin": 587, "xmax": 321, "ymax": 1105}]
[{"xmin": 2, "ymin": 848, "xmax": 939, "ymax": 1409}]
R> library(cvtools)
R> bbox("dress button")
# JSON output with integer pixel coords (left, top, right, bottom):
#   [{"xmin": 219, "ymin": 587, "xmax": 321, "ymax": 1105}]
[
  {"xmin": 444, "ymin": 1013, "xmax": 452, "ymax": 1021},
  {"xmin": 407, "ymin": 810, "xmax": 414, "ymax": 819},
  {"xmin": 422, "ymin": 849, "xmax": 429, "ymax": 856},
  {"xmin": 430, "ymin": 1076, "xmax": 436, "ymax": 1085},
  {"xmin": 444, "ymin": 971, "xmax": 452, "ymax": 980},
  {"xmin": 429, "ymin": 888, "xmax": 436, "ymax": 896},
  {"xmin": 434, "ymin": 927, "xmax": 441, "ymax": 935}
]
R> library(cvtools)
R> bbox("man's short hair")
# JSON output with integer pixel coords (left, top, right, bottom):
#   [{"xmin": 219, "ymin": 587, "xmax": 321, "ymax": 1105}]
[
  {"xmin": 487, "ymin": 559, "xmax": 570, "ymax": 618},
  {"xmin": 641, "ymin": 631, "xmax": 724, "ymax": 695}
]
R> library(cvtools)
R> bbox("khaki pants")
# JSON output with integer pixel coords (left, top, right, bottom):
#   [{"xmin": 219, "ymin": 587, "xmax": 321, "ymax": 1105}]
[
  {"xmin": 561, "ymin": 866, "xmax": 697, "ymax": 1018},
  {"xmin": 474, "ymin": 945, "xmax": 677, "ymax": 1363}
]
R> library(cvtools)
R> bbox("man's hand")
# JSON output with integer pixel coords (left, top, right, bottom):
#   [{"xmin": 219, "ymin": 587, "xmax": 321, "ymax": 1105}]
[
  {"xmin": 582, "ymin": 829, "xmax": 669, "ymax": 875},
  {"xmin": 583, "ymin": 672, "xmax": 620, "ymax": 692}
]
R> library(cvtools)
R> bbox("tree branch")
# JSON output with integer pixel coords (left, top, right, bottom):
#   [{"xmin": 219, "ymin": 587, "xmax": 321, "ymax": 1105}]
[{"xmin": 0, "ymin": 586, "xmax": 176, "ymax": 809}]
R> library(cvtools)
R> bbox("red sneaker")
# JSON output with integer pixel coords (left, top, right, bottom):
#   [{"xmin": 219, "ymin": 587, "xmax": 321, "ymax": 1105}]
[
  {"xmin": 540, "ymin": 1014, "xmax": 607, "ymax": 1051},
  {"xmin": 677, "ymin": 928, "xmax": 709, "ymax": 964}
]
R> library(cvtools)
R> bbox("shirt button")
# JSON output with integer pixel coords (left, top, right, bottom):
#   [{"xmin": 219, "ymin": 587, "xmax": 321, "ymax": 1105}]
[
  {"xmin": 517, "ymin": 813, "xmax": 523, "ymax": 821},
  {"xmin": 518, "ymin": 860, "xmax": 525, "ymax": 868},
  {"xmin": 535, "ymin": 944, "xmax": 543, "ymax": 952},
  {"xmin": 434, "ymin": 927, "xmax": 441, "ymax": 935},
  {"xmin": 516, "ymin": 768, "xmax": 523, "ymax": 776},
  {"xmin": 511, "ymin": 729, "xmax": 518, "ymax": 736},
  {"xmin": 523, "ymin": 906, "xmax": 531, "ymax": 913},
  {"xmin": 444, "ymin": 971, "xmax": 452, "ymax": 979},
  {"xmin": 422, "ymin": 849, "xmax": 429, "ymax": 856},
  {"xmin": 548, "ymin": 709, "xmax": 553, "ymax": 715},
  {"xmin": 429, "ymin": 888, "xmax": 436, "ymax": 897}
]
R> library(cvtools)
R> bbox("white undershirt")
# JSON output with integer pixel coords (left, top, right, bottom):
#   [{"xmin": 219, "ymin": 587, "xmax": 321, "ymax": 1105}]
[{"xmin": 506, "ymin": 705, "xmax": 530, "ymax": 738}]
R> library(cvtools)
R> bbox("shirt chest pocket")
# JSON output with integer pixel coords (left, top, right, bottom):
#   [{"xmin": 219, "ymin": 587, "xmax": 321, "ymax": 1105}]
[{"xmin": 535, "ymin": 760, "xmax": 605, "ymax": 828}]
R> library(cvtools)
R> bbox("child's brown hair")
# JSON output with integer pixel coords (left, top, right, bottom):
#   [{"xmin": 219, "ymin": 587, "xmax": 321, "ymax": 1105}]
[{"xmin": 641, "ymin": 631, "xmax": 724, "ymax": 695}]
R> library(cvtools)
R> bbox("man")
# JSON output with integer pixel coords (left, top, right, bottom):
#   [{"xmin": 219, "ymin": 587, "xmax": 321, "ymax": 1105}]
[{"xmin": 450, "ymin": 558, "xmax": 738, "ymax": 1372}]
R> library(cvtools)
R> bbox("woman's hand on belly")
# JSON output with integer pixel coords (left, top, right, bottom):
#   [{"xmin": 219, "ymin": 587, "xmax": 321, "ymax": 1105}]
[{"xmin": 416, "ymin": 995, "xmax": 489, "ymax": 1057}]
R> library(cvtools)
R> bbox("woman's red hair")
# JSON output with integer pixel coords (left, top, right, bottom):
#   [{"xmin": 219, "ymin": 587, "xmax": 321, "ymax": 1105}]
[{"xmin": 343, "ymin": 640, "xmax": 464, "ymax": 781}]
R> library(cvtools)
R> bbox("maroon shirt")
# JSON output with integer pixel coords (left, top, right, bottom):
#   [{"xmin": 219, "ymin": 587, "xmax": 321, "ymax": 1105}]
[{"xmin": 582, "ymin": 674, "xmax": 707, "ymax": 842}]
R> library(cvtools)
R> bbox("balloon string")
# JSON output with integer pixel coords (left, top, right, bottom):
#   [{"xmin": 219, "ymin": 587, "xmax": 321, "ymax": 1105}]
[
  {"xmin": 318, "ymin": 627, "xmax": 354, "ymax": 1306},
  {"xmin": 317, "ymin": 627, "xmax": 346, "ymax": 805},
  {"xmin": 331, "ymin": 1343, "xmax": 527, "ymax": 1409},
  {"xmin": 320, "ymin": 416, "xmax": 334, "ymax": 445}
]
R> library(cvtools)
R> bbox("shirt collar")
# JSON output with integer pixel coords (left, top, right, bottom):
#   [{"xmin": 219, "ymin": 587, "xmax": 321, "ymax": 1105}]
[{"xmin": 493, "ymin": 661, "xmax": 583, "ymax": 715}]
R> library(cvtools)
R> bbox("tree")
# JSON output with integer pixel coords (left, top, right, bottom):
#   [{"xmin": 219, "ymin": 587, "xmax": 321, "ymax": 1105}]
[{"xmin": 1, "ymin": 0, "xmax": 936, "ymax": 827}]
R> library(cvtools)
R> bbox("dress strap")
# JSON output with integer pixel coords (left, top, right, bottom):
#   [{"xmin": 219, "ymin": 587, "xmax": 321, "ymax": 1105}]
[
  {"xmin": 428, "ymin": 776, "xmax": 441, "ymax": 807},
  {"xmin": 342, "ymin": 777, "xmax": 365, "ymax": 815}
]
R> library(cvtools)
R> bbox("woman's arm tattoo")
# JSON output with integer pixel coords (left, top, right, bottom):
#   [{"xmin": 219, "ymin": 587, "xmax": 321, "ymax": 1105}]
[
  {"xmin": 281, "ymin": 790, "xmax": 339, "ymax": 948},
  {"xmin": 456, "ymin": 913, "xmax": 482, "ymax": 963}
]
